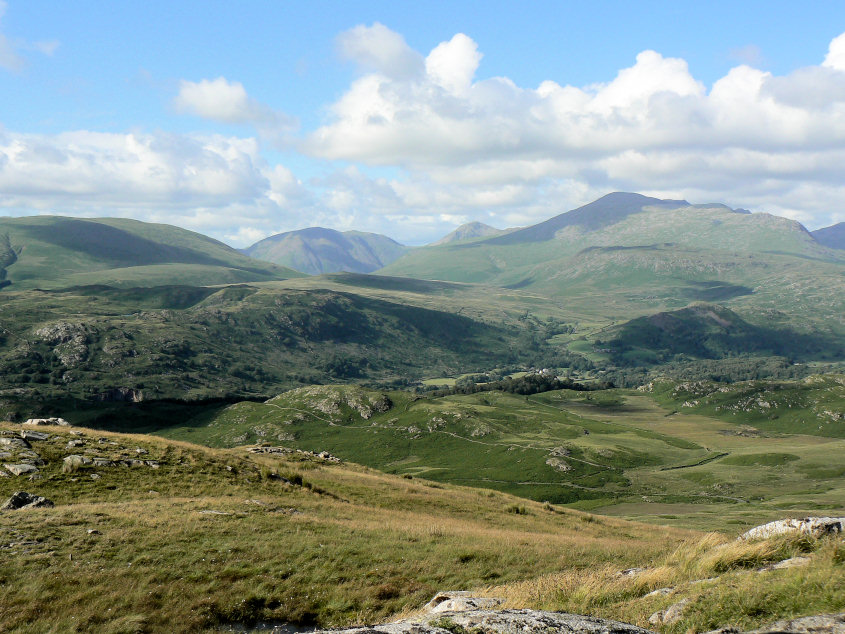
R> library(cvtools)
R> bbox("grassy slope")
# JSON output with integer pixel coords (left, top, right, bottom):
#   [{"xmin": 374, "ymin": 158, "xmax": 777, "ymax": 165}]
[
  {"xmin": 0, "ymin": 422, "xmax": 691, "ymax": 632},
  {"xmin": 0, "ymin": 215, "xmax": 302, "ymax": 289},
  {"xmin": 0, "ymin": 423, "xmax": 841, "ymax": 633},
  {"xmin": 159, "ymin": 383, "xmax": 845, "ymax": 531}
]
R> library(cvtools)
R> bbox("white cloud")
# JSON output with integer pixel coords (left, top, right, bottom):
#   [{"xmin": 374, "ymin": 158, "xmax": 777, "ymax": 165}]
[
  {"xmin": 824, "ymin": 32, "xmax": 845, "ymax": 71},
  {"xmin": 173, "ymin": 77, "xmax": 296, "ymax": 143},
  {"xmin": 6, "ymin": 25, "xmax": 845, "ymax": 245},
  {"xmin": 425, "ymin": 33, "xmax": 482, "ymax": 95},
  {"xmin": 337, "ymin": 22, "xmax": 424, "ymax": 79},
  {"xmin": 0, "ymin": 129, "xmax": 319, "ymax": 246},
  {"xmin": 300, "ymin": 25, "xmax": 845, "ymax": 233}
]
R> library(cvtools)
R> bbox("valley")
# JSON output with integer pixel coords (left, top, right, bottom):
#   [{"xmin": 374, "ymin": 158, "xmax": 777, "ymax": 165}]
[{"xmin": 0, "ymin": 192, "xmax": 843, "ymax": 632}]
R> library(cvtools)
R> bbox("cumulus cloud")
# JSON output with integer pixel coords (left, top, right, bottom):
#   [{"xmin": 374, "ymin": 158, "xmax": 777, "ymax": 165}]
[
  {"xmin": 337, "ymin": 22, "xmax": 424, "ymax": 79},
  {"xmin": 425, "ymin": 33, "xmax": 482, "ymax": 95},
  {"xmin": 0, "ymin": 129, "xmax": 320, "ymax": 246},
  {"xmin": 300, "ymin": 25, "xmax": 845, "ymax": 233},
  {"xmin": 6, "ymin": 24, "xmax": 845, "ymax": 245},
  {"xmin": 174, "ymin": 77, "xmax": 296, "ymax": 143}
]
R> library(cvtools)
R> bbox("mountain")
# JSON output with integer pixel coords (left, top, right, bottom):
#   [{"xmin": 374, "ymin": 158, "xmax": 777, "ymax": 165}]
[
  {"xmin": 0, "ymin": 215, "xmax": 301, "ymax": 290},
  {"xmin": 380, "ymin": 192, "xmax": 845, "ymax": 324},
  {"xmin": 245, "ymin": 227, "xmax": 409, "ymax": 275},
  {"xmin": 812, "ymin": 222, "xmax": 845, "ymax": 249},
  {"xmin": 482, "ymin": 192, "xmax": 692, "ymax": 245},
  {"xmin": 430, "ymin": 221, "xmax": 507, "ymax": 245}
]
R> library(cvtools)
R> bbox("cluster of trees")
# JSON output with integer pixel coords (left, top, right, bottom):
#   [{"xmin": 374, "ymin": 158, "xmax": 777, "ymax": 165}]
[
  {"xmin": 602, "ymin": 355, "xmax": 818, "ymax": 388},
  {"xmin": 426, "ymin": 372, "xmax": 612, "ymax": 398}
]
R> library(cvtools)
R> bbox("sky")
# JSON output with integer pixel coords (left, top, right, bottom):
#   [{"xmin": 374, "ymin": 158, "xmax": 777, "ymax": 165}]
[{"xmin": 2, "ymin": 2, "xmax": 845, "ymax": 246}]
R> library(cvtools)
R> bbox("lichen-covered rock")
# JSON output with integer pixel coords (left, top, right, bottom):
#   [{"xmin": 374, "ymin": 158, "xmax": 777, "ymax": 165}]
[
  {"xmin": 740, "ymin": 517, "xmax": 845, "ymax": 540},
  {"xmin": 20, "ymin": 430, "xmax": 49, "ymax": 441},
  {"xmin": 649, "ymin": 599, "xmax": 688, "ymax": 625},
  {"xmin": 4, "ymin": 463, "xmax": 39, "ymax": 476},
  {"xmin": 0, "ymin": 437, "xmax": 31, "ymax": 449},
  {"xmin": 317, "ymin": 609, "xmax": 654, "ymax": 634},
  {"xmin": 423, "ymin": 592, "xmax": 504, "ymax": 614},
  {"xmin": 1, "ymin": 490, "xmax": 53, "ymax": 510},
  {"xmin": 23, "ymin": 417, "xmax": 70, "ymax": 426}
]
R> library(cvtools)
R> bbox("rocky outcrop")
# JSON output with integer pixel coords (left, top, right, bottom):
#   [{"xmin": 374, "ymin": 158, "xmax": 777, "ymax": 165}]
[
  {"xmin": 247, "ymin": 446, "xmax": 342, "ymax": 463},
  {"xmin": 649, "ymin": 599, "xmax": 689, "ymax": 626},
  {"xmin": 1, "ymin": 491, "xmax": 53, "ymax": 510},
  {"xmin": 740, "ymin": 517, "xmax": 845, "ymax": 540},
  {"xmin": 23, "ymin": 417, "xmax": 70, "ymax": 426},
  {"xmin": 318, "ymin": 609, "xmax": 654, "ymax": 634},
  {"xmin": 423, "ymin": 592, "xmax": 504, "ymax": 613},
  {"xmin": 310, "ymin": 592, "xmax": 653, "ymax": 634},
  {"xmin": 4, "ymin": 463, "xmax": 39, "ymax": 476}
]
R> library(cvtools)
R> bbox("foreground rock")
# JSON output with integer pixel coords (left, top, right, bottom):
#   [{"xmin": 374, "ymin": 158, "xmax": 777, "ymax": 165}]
[
  {"xmin": 649, "ymin": 599, "xmax": 688, "ymax": 626},
  {"xmin": 1, "ymin": 491, "xmax": 54, "ymax": 510},
  {"xmin": 740, "ymin": 517, "xmax": 845, "ymax": 540},
  {"xmin": 423, "ymin": 591, "xmax": 504, "ymax": 613},
  {"xmin": 316, "ymin": 609, "xmax": 654, "ymax": 634}
]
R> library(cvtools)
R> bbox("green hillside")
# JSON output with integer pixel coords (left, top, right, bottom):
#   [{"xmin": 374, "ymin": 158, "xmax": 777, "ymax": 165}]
[
  {"xmin": 245, "ymin": 226, "xmax": 409, "ymax": 275},
  {"xmin": 0, "ymin": 282, "xmax": 562, "ymax": 423},
  {"xmin": 0, "ymin": 216, "xmax": 302, "ymax": 289},
  {"xmin": 160, "ymin": 382, "xmax": 845, "ymax": 529},
  {"xmin": 380, "ymin": 193, "xmax": 845, "ymax": 325},
  {"xmin": 600, "ymin": 303, "xmax": 844, "ymax": 367}
]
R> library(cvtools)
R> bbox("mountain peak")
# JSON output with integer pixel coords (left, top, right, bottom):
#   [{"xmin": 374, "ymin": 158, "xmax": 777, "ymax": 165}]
[
  {"xmin": 245, "ymin": 227, "xmax": 409, "ymax": 275},
  {"xmin": 482, "ymin": 192, "xmax": 691, "ymax": 246},
  {"xmin": 430, "ymin": 221, "xmax": 505, "ymax": 246}
]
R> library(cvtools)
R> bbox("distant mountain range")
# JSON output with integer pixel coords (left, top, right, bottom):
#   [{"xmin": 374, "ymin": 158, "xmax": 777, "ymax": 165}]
[
  {"xmin": 380, "ymin": 192, "xmax": 845, "ymax": 323},
  {"xmin": 245, "ymin": 227, "xmax": 409, "ymax": 275}
]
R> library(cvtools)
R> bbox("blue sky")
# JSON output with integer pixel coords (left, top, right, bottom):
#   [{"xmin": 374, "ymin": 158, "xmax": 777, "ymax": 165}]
[{"xmin": 2, "ymin": 1, "xmax": 845, "ymax": 245}]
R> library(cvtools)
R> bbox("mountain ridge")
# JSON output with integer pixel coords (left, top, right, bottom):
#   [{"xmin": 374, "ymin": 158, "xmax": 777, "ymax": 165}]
[{"xmin": 0, "ymin": 215, "xmax": 301, "ymax": 289}]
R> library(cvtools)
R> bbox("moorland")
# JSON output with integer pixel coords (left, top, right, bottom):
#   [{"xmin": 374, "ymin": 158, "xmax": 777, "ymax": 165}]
[{"xmin": 0, "ymin": 192, "xmax": 843, "ymax": 632}]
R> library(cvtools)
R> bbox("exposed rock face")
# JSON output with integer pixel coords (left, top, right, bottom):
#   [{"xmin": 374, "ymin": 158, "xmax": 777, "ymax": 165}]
[
  {"xmin": 317, "ymin": 610, "xmax": 654, "ymax": 634},
  {"xmin": 23, "ymin": 417, "xmax": 70, "ymax": 426},
  {"xmin": 1, "ymin": 490, "xmax": 53, "ymax": 510},
  {"xmin": 247, "ymin": 446, "xmax": 342, "ymax": 463},
  {"xmin": 311, "ymin": 592, "xmax": 654, "ymax": 634},
  {"xmin": 740, "ymin": 517, "xmax": 845, "ymax": 540},
  {"xmin": 649, "ymin": 598, "xmax": 689, "ymax": 626},
  {"xmin": 20, "ymin": 430, "xmax": 49, "ymax": 441},
  {"xmin": 4, "ymin": 463, "xmax": 39, "ymax": 476},
  {"xmin": 423, "ymin": 592, "xmax": 504, "ymax": 614}
]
